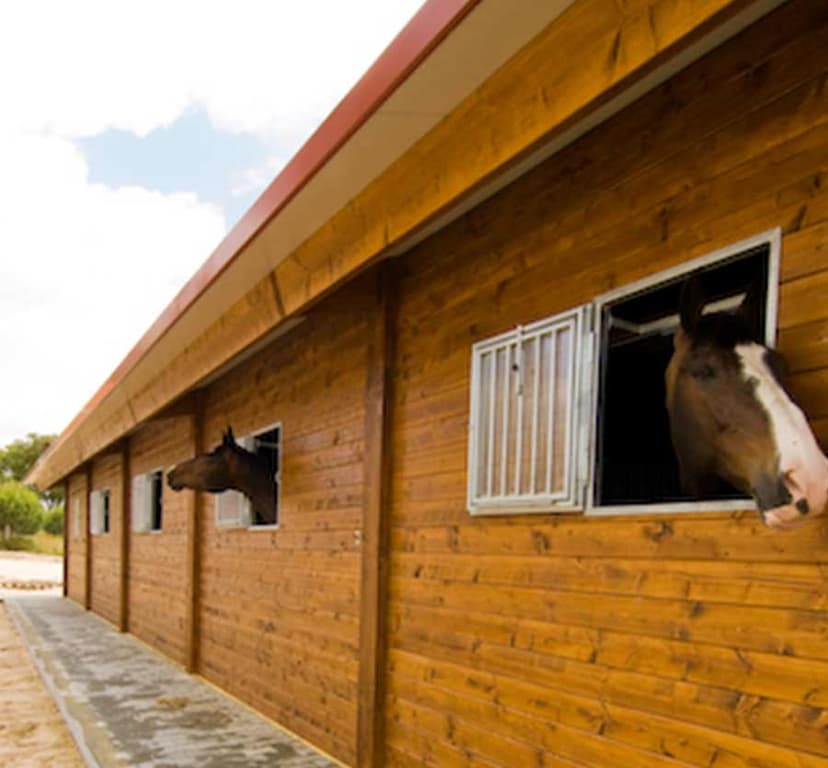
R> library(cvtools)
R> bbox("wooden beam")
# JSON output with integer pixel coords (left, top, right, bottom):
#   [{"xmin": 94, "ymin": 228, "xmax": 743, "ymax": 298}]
[
  {"xmin": 150, "ymin": 391, "xmax": 201, "ymax": 422},
  {"xmin": 62, "ymin": 480, "xmax": 69, "ymax": 598},
  {"xmin": 119, "ymin": 439, "xmax": 131, "ymax": 632},
  {"xmin": 84, "ymin": 463, "xmax": 92, "ymax": 611},
  {"xmin": 184, "ymin": 392, "xmax": 204, "ymax": 673},
  {"xmin": 357, "ymin": 263, "xmax": 397, "ymax": 767}
]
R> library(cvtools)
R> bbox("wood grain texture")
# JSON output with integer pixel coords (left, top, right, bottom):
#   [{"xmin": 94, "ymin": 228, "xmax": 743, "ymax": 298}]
[
  {"xmin": 384, "ymin": 2, "xmax": 828, "ymax": 764},
  {"xmin": 127, "ymin": 417, "xmax": 195, "ymax": 667},
  {"xmin": 185, "ymin": 395, "xmax": 204, "ymax": 673},
  {"xmin": 89, "ymin": 452, "xmax": 122, "ymax": 625},
  {"xmin": 65, "ymin": 472, "xmax": 88, "ymax": 608},
  {"xmin": 195, "ymin": 278, "xmax": 373, "ymax": 765},
  {"xmin": 119, "ymin": 440, "xmax": 130, "ymax": 632},
  {"xmin": 357, "ymin": 265, "xmax": 397, "ymax": 766}
]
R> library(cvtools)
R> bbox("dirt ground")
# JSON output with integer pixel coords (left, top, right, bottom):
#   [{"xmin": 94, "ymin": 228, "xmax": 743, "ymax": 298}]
[{"xmin": 0, "ymin": 553, "xmax": 83, "ymax": 767}]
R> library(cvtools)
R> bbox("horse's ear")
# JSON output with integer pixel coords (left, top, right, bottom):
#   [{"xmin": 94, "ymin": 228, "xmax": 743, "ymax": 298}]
[
  {"xmin": 679, "ymin": 275, "xmax": 704, "ymax": 333},
  {"xmin": 224, "ymin": 426, "xmax": 235, "ymax": 445},
  {"xmin": 737, "ymin": 278, "xmax": 763, "ymax": 337}
]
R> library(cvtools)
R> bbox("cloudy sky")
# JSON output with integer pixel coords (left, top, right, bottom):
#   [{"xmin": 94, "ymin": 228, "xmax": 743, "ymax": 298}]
[{"xmin": 0, "ymin": 0, "xmax": 423, "ymax": 449}]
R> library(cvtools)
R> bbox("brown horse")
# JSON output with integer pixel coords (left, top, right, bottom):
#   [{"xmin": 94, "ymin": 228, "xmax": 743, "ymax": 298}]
[
  {"xmin": 665, "ymin": 276, "xmax": 828, "ymax": 529},
  {"xmin": 167, "ymin": 427, "xmax": 277, "ymax": 525}
]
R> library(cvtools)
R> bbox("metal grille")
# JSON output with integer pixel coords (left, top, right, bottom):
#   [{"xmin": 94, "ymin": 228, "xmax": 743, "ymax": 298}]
[{"xmin": 468, "ymin": 307, "xmax": 586, "ymax": 513}]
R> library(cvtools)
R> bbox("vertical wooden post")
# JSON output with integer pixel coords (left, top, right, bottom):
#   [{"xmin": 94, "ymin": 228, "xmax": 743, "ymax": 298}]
[
  {"xmin": 62, "ymin": 480, "xmax": 69, "ymax": 598},
  {"xmin": 185, "ymin": 393, "xmax": 204, "ymax": 673},
  {"xmin": 119, "ymin": 439, "xmax": 131, "ymax": 632},
  {"xmin": 84, "ymin": 463, "xmax": 93, "ymax": 611},
  {"xmin": 357, "ymin": 263, "xmax": 396, "ymax": 767}
]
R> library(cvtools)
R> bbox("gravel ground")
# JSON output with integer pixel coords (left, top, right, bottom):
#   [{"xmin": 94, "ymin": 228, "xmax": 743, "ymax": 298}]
[
  {"xmin": 0, "ymin": 601, "xmax": 84, "ymax": 767},
  {"xmin": 0, "ymin": 552, "xmax": 75, "ymax": 766},
  {"xmin": 0, "ymin": 552, "xmax": 62, "ymax": 599}
]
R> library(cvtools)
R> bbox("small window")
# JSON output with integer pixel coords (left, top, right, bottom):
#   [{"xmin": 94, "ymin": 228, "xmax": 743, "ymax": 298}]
[
  {"xmin": 589, "ymin": 231, "xmax": 779, "ymax": 512},
  {"xmin": 467, "ymin": 308, "xmax": 589, "ymax": 513},
  {"xmin": 149, "ymin": 470, "xmax": 163, "ymax": 531},
  {"xmin": 132, "ymin": 470, "xmax": 163, "ymax": 532},
  {"xmin": 215, "ymin": 424, "xmax": 281, "ymax": 528},
  {"xmin": 89, "ymin": 489, "xmax": 110, "ymax": 535}
]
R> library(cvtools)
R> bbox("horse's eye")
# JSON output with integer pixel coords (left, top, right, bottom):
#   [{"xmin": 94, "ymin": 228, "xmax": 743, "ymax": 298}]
[{"xmin": 692, "ymin": 363, "xmax": 717, "ymax": 380}]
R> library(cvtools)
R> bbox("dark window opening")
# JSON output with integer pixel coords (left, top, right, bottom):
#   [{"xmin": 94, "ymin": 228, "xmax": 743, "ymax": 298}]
[
  {"xmin": 594, "ymin": 244, "xmax": 770, "ymax": 506},
  {"xmin": 251, "ymin": 426, "xmax": 280, "ymax": 526},
  {"xmin": 102, "ymin": 490, "xmax": 110, "ymax": 534},
  {"xmin": 149, "ymin": 470, "xmax": 163, "ymax": 530}
]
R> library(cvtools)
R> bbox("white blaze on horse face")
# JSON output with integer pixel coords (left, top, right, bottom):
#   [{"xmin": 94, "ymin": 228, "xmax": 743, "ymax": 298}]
[{"xmin": 736, "ymin": 343, "xmax": 828, "ymax": 528}]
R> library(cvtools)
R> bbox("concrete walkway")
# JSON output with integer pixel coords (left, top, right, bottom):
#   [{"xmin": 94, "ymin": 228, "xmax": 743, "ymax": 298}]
[{"xmin": 7, "ymin": 596, "xmax": 338, "ymax": 768}]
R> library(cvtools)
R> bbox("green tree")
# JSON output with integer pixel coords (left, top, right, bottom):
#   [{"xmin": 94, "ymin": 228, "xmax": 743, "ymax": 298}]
[
  {"xmin": 0, "ymin": 481, "xmax": 43, "ymax": 540},
  {"xmin": 0, "ymin": 432, "xmax": 54, "ymax": 481},
  {"xmin": 43, "ymin": 507, "xmax": 65, "ymax": 535},
  {"xmin": 0, "ymin": 433, "xmax": 62, "ymax": 508}
]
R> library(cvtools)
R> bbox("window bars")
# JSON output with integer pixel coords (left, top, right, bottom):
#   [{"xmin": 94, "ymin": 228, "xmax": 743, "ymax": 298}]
[{"xmin": 468, "ymin": 307, "xmax": 587, "ymax": 513}]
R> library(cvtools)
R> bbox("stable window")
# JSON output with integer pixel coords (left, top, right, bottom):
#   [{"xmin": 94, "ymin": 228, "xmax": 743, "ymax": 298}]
[
  {"xmin": 589, "ymin": 232, "xmax": 778, "ymax": 513},
  {"xmin": 467, "ymin": 308, "xmax": 590, "ymax": 513},
  {"xmin": 467, "ymin": 229, "xmax": 779, "ymax": 516},
  {"xmin": 132, "ymin": 469, "xmax": 163, "ymax": 532},
  {"xmin": 89, "ymin": 489, "xmax": 110, "ymax": 535},
  {"xmin": 215, "ymin": 424, "xmax": 281, "ymax": 528}
]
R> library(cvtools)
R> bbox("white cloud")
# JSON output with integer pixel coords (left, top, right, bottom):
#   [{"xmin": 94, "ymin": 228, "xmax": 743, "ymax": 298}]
[
  {"xmin": 0, "ymin": 1, "xmax": 423, "ymax": 143},
  {"xmin": 0, "ymin": 0, "xmax": 424, "ymax": 449},
  {"xmin": 0, "ymin": 134, "xmax": 225, "ymax": 446},
  {"xmin": 230, "ymin": 154, "xmax": 289, "ymax": 199}
]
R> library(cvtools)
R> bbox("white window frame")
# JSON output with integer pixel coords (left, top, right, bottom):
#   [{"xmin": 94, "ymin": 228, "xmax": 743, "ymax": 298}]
[
  {"xmin": 215, "ymin": 421, "xmax": 281, "ymax": 530},
  {"xmin": 466, "ymin": 228, "xmax": 780, "ymax": 517},
  {"xmin": 132, "ymin": 469, "xmax": 164, "ymax": 533},
  {"xmin": 586, "ymin": 228, "xmax": 780, "ymax": 517},
  {"xmin": 467, "ymin": 307, "xmax": 593, "ymax": 514},
  {"xmin": 89, "ymin": 488, "xmax": 110, "ymax": 536}
]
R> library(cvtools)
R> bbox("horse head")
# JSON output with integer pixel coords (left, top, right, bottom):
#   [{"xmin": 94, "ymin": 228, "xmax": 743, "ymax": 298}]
[
  {"xmin": 665, "ymin": 276, "xmax": 828, "ymax": 529},
  {"xmin": 167, "ymin": 426, "xmax": 277, "ymax": 524}
]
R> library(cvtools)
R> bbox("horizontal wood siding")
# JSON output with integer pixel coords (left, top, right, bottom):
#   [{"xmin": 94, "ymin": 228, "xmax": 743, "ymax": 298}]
[
  {"xmin": 89, "ymin": 453, "xmax": 122, "ymax": 626},
  {"xmin": 128, "ymin": 417, "xmax": 193, "ymax": 665},
  {"xmin": 385, "ymin": 2, "xmax": 828, "ymax": 766},
  {"xmin": 66, "ymin": 472, "xmax": 88, "ymax": 607},
  {"xmin": 197, "ymin": 279, "xmax": 372, "ymax": 765}
]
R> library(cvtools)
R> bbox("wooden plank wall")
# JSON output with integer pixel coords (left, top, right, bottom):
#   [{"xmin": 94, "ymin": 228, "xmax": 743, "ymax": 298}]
[
  {"xmin": 128, "ymin": 416, "xmax": 194, "ymax": 666},
  {"xmin": 196, "ymin": 277, "xmax": 373, "ymax": 765},
  {"xmin": 89, "ymin": 453, "xmax": 122, "ymax": 626},
  {"xmin": 65, "ymin": 471, "xmax": 88, "ymax": 607},
  {"xmin": 384, "ymin": 2, "xmax": 828, "ymax": 766}
]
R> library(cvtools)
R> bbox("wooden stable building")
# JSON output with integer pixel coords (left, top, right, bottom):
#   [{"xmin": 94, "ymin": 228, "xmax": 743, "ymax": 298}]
[{"xmin": 29, "ymin": 0, "xmax": 828, "ymax": 765}]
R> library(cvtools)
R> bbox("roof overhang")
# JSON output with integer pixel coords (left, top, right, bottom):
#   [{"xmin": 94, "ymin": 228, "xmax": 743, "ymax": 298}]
[{"xmin": 28, "ymin": 0, "xmax": 789, "ymax": 489}]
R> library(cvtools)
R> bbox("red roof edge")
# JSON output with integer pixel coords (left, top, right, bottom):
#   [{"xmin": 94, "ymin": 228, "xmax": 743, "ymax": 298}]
[{"xmin": 57, "ymin": 0, "xmax": 481, "ymax": 444}]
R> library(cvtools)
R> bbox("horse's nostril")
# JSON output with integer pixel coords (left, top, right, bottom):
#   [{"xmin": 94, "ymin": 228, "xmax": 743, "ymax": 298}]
[{"xmin": 796, "ymin": 498, "xmax": 809, "ymax": 516}]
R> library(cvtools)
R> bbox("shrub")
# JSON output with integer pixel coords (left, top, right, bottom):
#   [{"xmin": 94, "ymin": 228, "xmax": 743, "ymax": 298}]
[
  {"xmin": 1, "ymin": 535, "xmax": 35, "ymax": 551},
  {"xmin": 43, "ymin": 507, "xmax": 64, "ymax": 535},
  {"xmin": 0, "ymin": 481, "xmax": 43, "ymax": 539}
]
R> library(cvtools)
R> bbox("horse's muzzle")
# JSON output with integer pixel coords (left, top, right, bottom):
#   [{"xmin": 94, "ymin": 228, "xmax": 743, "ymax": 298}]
[
  {"xmin": 760, "ymin": 467, "xmax": 828, "ymax": 529},
  {"xmin": 167, "ymin": 467, "xmax": 184, "ymax": 491}
]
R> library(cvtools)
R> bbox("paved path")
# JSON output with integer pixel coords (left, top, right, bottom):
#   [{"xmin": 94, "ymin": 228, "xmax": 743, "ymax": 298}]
[{"xmin": 7, "ymin": 596, "xmax": 338, "ymax": 768}]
